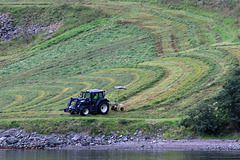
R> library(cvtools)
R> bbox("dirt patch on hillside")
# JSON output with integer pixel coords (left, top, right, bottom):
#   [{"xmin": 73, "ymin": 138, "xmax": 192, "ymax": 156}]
[
  {"xmin": 156, "ymin": 35, "xmax": 164, "ymax": 55},
  {"xmin": 0, "ymin": 13, "xmax": 60, "ymax": 41}
]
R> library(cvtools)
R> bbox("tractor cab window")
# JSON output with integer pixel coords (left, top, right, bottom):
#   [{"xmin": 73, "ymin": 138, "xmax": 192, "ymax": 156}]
[
  {"xmin": 82, "ymin": 92, "xmax": 91, "ymax": 98},
  {"xmin": 99, "ymin": 92, "xmax": 104, "ymax": 98},
  {"xmin": 93, "ymin": 93, "xmax": 98, "ymax": 100},
  {"xmin": 92, "ymin": 92, "xmax": 104, "ymax": 100}
]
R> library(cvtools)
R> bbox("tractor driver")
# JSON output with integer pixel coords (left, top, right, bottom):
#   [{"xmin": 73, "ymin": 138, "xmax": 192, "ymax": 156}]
[{"xmin": 93, "ymin": 93, "xmax": 98, "ymax": 101}]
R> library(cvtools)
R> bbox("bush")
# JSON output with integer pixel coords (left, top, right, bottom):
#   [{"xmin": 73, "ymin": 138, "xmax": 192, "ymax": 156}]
[
  {"xmin": 215, "ymin": 67, "xmax": 240, "ymax": 131},
  {"xmin": 182, "ymin": 103, "xmax": 222, "ymax": 134}
]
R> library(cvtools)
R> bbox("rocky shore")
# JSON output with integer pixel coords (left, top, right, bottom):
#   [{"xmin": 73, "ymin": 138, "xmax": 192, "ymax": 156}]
[
  {"xmin": 0, "ymin": 128, "xmax": 240, "ymax": 151},
  {"xmin": 0, "ymin": 128, "xmax": 158, "ymax": 150}
]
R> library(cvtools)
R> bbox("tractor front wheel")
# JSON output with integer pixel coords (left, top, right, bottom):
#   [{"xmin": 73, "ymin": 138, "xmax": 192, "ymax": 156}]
[
  {"xmin": 70, "ymin": 109, "xmax": 75, "ymax": 115},
  {"xmin": 99, "ymin": 102, "xmax": 109, "ymax": 114},
  {"xmin": 80, "ymin": 107, "xmax": 90, "ymax": 116}
]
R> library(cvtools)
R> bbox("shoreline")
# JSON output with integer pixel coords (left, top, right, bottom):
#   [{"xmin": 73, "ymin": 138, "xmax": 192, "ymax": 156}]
[
  {"xmin": 57, "ymin": 139, "xmax": 240, "ymax": 152},
  {"xmin": 0, "ymin": 128, "xmax": 240, "ymax": 152}
]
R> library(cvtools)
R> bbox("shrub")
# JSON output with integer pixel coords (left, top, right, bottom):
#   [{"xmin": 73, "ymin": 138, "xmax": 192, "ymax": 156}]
[
  {"xmin": 182, "ymin": 103, "xmax": 222, "ymax": 134},
  {"xmin": 215, "ymin": 67, "xmax": 240, "ymax": 131}
]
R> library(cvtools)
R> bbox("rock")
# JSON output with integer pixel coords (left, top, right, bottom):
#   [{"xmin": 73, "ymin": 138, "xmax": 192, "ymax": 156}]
[
  {"xmin": 122, "ymin": 137, "xmax": 128, "ymax": 142},
  {"xmin": 108, "ymin": 140, "xmax": 112, "ymax": 144},
  {"xmin": 101, "ymin": 140, "xmax": 109, "ymax": 145},
  {"xmin": 6, "ymin": 137, "xmax": 18, "ymax": 145},
  {"xmin": 130, "ymin": 136, "xmax": 135, "ymax": 141},
  {"xmin": 72, "ymin": 134, "xmax": 81, "ymax": 141},
  {"xmin": 186, "ymin": 135, "xmax": 195, "ymax": 140},
  {"xmin": 48, "ymin": 29, "xmax": 53, "ymax": 34},
  {"xmin": 17, "ymin": 130, "xmax": 29, "ymax": 138},
  {"xmin": 75, "ymin": 143, "xmax": 82, "ymax": 146},
  {"xmin": 3, "ymin": 128, "xmax": 18, "ymax": 137},
  {"xmin": 144, "ymin": 134, "xmax": 152, "ymax": 140},
  {"xmin": 0, "ymin": 137, "xmax": 7, "ymax": 143},
  {"xmin": 82, "ymin": 142, "xmax": 90, "ymax": 146},
  {"xmin": 137, "ymin": 130, "xmax": 143, "ymax": 136},
  {"xmin": 47, "ymin": 138, "xmax": 61, "ymax": 147},
  {"xmin": 94, "ymin": 136, "xmax": 102, "ymax": 141},
  {"xmin": 134, "ymin": 130, "xmax": 138, "ymax": 136}
]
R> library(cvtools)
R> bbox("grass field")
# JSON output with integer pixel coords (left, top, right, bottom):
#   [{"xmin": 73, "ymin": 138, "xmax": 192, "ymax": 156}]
[{"xmin": 0, "ymin": 0, "xmax": 240, "ymax": 136}]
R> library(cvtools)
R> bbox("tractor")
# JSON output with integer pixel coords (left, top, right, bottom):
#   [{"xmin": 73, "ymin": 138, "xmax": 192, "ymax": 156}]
[{"xmin": 64, "ymin": 89, "xmax": 109, "ymax": 116}]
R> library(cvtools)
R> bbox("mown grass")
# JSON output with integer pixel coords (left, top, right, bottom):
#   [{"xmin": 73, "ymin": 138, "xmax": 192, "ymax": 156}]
[{"xmin": 0, "ymin": 1, "xmax": 240, "ymax": 137}]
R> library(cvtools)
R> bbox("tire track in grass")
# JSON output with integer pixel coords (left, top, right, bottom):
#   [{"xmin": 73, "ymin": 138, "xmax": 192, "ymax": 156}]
[
  {"xmin": 20, "ymin": 86, "xmax": 73, "ymax": 111},
  {"xmin": 5, "ymin": 89, "xmax": 47, "ymax": 111},
  {"xmin": 0, "ymin": 93, "xmax": 24, "ymax": 110},
  {"xmin": 223, "ymin": 46, "xmax": 240, "ymax": 63},
  {"xmin": 123, "ymin": 56, "xmax": 210, "ymax": 110},
  {"xmin": 123, "ymin": 60, "xmax": 187, "ymax": 109}
]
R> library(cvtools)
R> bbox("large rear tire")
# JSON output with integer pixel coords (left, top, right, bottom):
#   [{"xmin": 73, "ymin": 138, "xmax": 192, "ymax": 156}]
[
  {"xmin": 80, "ymin": 107, "xmax": 90, "ymax": 116},
  {"xmin": 99, "ymin": 102, "xmax": 109, "ymax": 114}
]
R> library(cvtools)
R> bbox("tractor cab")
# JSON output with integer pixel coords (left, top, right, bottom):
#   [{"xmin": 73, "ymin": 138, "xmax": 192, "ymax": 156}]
[
  {"xmin": 81, "ymin": 89, "xmax": 105, "ymax": 101},
  {"xmin": 64, "ymin": 89, "xmax": 109, "ymax": 116}
]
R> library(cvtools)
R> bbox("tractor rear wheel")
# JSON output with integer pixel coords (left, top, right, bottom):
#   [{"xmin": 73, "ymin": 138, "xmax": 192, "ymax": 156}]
[
  {"xmin": 99, "ymin": 102, "xmax": 109, "ymax": 114},
  {"xmin": 80, "ymin": 107, "xmax": 90, "ymax": 116}
]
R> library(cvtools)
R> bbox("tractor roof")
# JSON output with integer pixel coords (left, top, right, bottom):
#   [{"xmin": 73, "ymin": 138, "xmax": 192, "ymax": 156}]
[{"xmin": 84, "ymin": 89, "xmax": 105, "ymax": 93}]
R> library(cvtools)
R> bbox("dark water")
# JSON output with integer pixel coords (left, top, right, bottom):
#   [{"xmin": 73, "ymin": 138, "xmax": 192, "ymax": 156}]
[{"xmin": 1, "ymin": 150, "xmax": 240, "ymax": 160}]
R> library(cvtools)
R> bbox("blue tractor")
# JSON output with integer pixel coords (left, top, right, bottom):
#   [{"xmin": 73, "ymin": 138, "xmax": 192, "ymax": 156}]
[{"xmin": 64, "ymin": 89, "xmax": 109, "ymax": 116}]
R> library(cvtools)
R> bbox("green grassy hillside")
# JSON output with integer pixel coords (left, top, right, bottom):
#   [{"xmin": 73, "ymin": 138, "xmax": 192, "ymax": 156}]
[{"xmin": 0, "ymin": 0, "xmax": 240, "ymax": 136}]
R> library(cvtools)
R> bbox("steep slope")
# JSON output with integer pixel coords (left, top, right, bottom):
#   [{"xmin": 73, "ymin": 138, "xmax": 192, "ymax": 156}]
[{"xmin": 0, "ymin": 1, "xmax": 240, "ymax": 134}]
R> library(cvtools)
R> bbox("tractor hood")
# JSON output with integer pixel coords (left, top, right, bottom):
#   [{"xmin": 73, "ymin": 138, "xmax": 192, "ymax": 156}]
[{"xmin": 79, "ymin": 98, "xmax": 86, "ymax": 103}]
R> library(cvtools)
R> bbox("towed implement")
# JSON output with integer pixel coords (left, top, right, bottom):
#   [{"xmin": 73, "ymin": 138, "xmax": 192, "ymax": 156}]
[{"xmin": 110, "ymin": 86, "xmax": 128, "ymax": 111}]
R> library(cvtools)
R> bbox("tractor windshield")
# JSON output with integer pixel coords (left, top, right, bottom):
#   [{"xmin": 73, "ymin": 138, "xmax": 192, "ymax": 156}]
[{"xmin": 82, "ymin": 92, "xmax": 91, "ymax": 98}]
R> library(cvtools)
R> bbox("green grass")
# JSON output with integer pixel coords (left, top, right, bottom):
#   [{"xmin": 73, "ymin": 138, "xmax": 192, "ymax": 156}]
[
  {"xmin": 0, "ymin": 116, "xmax": 180, "ymax": 136},
  {"xmin": 0, "ymin": 1, "xmax": 240, "ymax": 137}
]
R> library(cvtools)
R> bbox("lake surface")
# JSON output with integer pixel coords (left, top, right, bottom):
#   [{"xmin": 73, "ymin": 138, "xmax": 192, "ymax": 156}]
[{"xmin": 1, "ymin": 150, "xmax": 240, "ymax": 160}]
